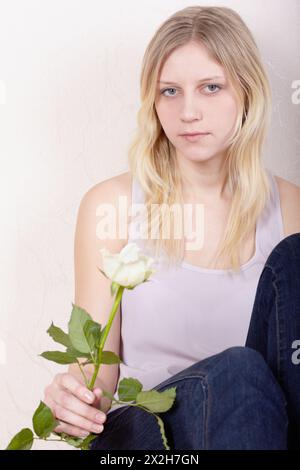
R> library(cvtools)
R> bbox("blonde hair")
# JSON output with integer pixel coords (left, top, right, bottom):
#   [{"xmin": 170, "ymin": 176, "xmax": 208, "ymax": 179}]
[{"xmin": 127, "ymin": 5, "xmax": 272, "ymax": 273}]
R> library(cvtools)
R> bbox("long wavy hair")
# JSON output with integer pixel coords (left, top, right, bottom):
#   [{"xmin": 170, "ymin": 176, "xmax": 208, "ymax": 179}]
[{"xmin": 127, "ymin": 5, "xmax": 272, "ymax": 273}]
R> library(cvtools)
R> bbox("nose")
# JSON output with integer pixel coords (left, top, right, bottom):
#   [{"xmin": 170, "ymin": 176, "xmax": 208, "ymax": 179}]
[{"xmin": 180, "ymin": 92, "xmax": 203, "ymax": 122}]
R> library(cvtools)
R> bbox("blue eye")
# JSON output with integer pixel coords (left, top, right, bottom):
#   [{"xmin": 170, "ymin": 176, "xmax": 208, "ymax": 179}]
[
  {"xmin": 205, "ymin": 84, "xmax": 221, "ymax": 93},
  {"xmin": 160, "ymin": 84, "xmax": 222, "ymax": 97},
  {"xmin": 160, "ymin": 87, "xmax": 177, "ymax": 97}
]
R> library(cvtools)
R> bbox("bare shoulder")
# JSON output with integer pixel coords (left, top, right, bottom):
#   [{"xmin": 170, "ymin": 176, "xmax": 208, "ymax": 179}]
[
  {"xmin": 274, "ymin": 175, "xmax": 300, "ymax": 237},
  {"xmin": 84, "ymin": 171, "xmax": 132, "ymax": 201},
  {"xmin": 76, "ymin": 171, "xmax": 133, "ymax": 251}
]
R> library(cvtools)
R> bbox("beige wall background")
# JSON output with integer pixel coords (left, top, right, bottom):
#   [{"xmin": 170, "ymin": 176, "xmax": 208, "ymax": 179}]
[{"xmin": 0, "ymin": 0, "xmax": 299, "ymax": 450}]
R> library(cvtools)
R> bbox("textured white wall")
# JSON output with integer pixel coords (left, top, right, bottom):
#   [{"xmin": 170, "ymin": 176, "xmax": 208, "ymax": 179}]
[{"xmin": 0, "ymin": 0, "xmax": 299, "ymax": 450}]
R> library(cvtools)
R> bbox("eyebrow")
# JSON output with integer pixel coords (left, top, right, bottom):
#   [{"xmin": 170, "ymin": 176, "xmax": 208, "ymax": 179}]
[{"xmin": 158, "ymin": 76, "xmax": 224, "ymax": 85}]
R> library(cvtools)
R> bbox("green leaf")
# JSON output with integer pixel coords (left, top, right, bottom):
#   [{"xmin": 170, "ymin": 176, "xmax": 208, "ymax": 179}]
[
  {"xmin": 52, "ymin": 431, "xmax": 98, "ymax": 450},
  {"xmin": 32, "ymin": 401, "xmax": 59, "ymax": 438},
  {"xmin": 39, "ymin": 350, "xmax": 78, "ymax": 364},
  {"xmin": 46, "ymin": 322, "xmax": 72, "ymax": 348},
  {"xmin": 52, "ymin": 431, "xmax": 83, "ymax": 447},
  {"xmin": 68, "ymin": 304, "xmax": 93, "ymax": 354},
  {"xmin": 83, "ymin": 319, "xmax": 102, "ymax": 352},
  {"xmin": 65, "ymin": 346, "xmax": 91, "ymax": 359},
  {"xmin": 6, "ymin": 428, "xmax": 34, "ymax": 450},
  {"xmin": 62, "ymin": 435, "xmax": 85, "ymax": 447},
  {"xmin": 79, "ymin": 433, "xmax": 99, "ymax": 450},
  {"xmin": 118, "ymin": 377, "xmax": 143, "ymax": 402},
  {"xmin": 97, "ymin": 350, "xmax": 122, "ymax": 365},
  {"xmin": 135, "ymin": 387, "xmax": 177, "ymax": 413}
]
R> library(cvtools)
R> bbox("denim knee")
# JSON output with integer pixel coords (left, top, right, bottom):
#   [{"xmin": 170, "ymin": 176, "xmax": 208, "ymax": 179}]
[
  {"xmin": 222, "ymin": 346, "xmax": 287, "ymax": 406},
  {"xmin": 266, "ymin": 233, "xmax": 300, "ymax": 268},
  {"xmin": 222, "ymin": 346, "xmax": 270, "ymax": 377},
  {"xmin": 223, "ymin": 346, "xmax": 274, "ymax": 376}
]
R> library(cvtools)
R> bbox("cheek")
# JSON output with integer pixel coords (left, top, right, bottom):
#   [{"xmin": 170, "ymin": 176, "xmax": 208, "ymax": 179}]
[
  {"xmin": 210, "ymin": 95, "xmax": 238, "ymax": 132},
  {"xmin": 220, "ymin": 94, "xmax": 238, "ymax": 119},
  {"xmin": 155, "ymin": 103, "xmax": 176, "ymax": 131},
  {"xmin": 156, "ymin": 100, "xmax": 170, "ymax": 116}
]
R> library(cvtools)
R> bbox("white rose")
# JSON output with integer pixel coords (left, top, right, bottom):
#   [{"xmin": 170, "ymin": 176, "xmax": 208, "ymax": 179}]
[{"xmin": 99, "ymin": 242, "xmax": 156, "ymax": 288}]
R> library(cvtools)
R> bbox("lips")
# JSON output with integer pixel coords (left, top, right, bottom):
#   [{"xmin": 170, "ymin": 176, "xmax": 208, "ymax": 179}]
[
  {"xmin": 180, "ymin": 132, "xmax": 209, "ymax": 136},
  {"xmin": 180, "ymin": 132, "xmax": 210, "ymax": 142}
]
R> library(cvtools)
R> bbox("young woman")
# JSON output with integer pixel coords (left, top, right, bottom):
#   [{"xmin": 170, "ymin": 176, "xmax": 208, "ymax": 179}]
[{"xmin": 43, "ymin": 6, "xmax": 300, "ymax": 450}]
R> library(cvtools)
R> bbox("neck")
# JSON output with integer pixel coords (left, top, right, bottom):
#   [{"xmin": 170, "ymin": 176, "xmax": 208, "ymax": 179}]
[{"xmin": 176, "ymin": 152, "xmax": 231, "ymax": 204}]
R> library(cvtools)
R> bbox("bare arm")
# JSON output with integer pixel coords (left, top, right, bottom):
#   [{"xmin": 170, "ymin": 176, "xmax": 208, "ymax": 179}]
[
  {"xmin": 69, "ymin": 177, "xmax": 129, "ymax": 413},
  {"xmin": 43, "ymin": 173, "xmax": 131, "ymax": 437}
]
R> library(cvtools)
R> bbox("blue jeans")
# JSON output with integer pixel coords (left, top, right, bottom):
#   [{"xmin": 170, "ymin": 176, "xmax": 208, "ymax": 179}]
[{"xmin": 89, "ymin": 233, "xmax": 300, "ymax": 450}]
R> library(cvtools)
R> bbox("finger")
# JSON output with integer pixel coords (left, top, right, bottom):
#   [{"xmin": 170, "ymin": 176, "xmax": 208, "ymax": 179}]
[
  {"xmin": 43, "ymin": 396, "xmax": 87, "ymax": 437},
  {"xmin": 54, "ymin": 420, "xmax": 91, "ymax": 438},
  {"xmin": 55, "ymin": 373, "xmax": 98, "ymax": 405},
  {"xmin": 92, "ymin": 388, "xmax": 103, "ymax": 408},
  {"xmin": 54, "ymin": 389, "xmax": 106, "ymax": 424},
  {"xmin": 44, "ymin": 392, "xmax": 95, "ymax": 438},
  {"xmin": 54, "ymin": 403, "xmax": 104, "ymax": 435}
]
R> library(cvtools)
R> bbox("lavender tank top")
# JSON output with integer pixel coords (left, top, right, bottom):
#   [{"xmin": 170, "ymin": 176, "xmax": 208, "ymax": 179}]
[{"xmin": 107, "ymin": 168, "xmax": 284, "ymax": 414}]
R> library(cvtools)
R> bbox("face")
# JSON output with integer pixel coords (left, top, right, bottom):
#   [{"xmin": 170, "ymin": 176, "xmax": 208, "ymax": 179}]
[{"xmin": 155, "ymin": 41, "xmax": 239, "ymax": 164}]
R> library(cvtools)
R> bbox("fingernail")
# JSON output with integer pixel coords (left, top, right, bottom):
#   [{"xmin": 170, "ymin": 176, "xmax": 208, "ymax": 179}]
[
  {"xmin": 84, "ymin": 391, "xmax": 94, "ymax": 402},
  {"xmin": 92, "ymin": 424, "xmax": 104, "ymax": 433},
  {"xmin": 95, "ymin": 412, "xmax": 105, "ymax": 423}
]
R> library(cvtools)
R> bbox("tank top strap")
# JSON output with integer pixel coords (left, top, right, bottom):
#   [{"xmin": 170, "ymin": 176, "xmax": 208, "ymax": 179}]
[{"xmin": 257, "ymin": 168, "xmax": 285, "ymax": 259}]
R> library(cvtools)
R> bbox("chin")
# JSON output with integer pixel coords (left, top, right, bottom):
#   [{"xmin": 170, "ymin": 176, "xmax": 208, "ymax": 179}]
[{"xmin": 183, "ymin": 151, "xmax": 214, "ymax": 163}]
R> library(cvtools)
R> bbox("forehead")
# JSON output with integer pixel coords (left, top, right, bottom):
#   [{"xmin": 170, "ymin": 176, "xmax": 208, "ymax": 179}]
[{"xmin": 159, "ymin": 42, "xmax": 225, "ymax": 81}]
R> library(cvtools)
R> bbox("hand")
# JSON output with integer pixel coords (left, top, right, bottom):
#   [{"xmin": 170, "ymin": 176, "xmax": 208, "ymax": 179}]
[{"xmin": 43, "ymin": 372, "xmax": 107, "ymax": 438}]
